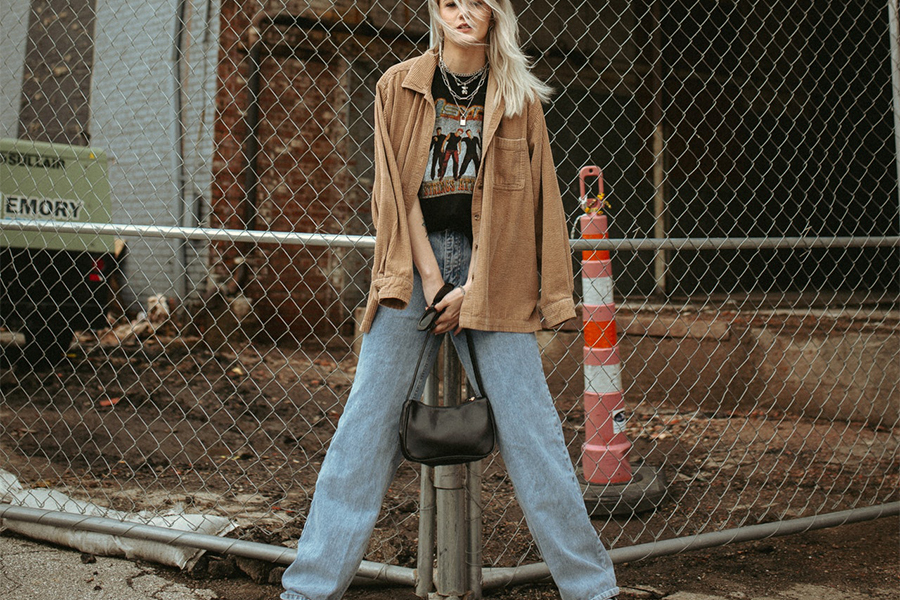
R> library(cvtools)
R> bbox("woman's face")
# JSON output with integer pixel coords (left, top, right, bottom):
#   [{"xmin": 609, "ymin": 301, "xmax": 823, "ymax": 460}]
[{"xmin": 439, "ymin": 0, "xmax": 492, "ymax": 45}]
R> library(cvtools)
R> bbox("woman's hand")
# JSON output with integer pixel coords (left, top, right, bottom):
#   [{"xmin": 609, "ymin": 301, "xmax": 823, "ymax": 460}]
[
  {"xmin": 433, "ymin": 286, "xmax": 468, "ymax": 335},
  {"xmin": 422, "ymin": 276, "xmax": 447, "ymax": 308}
]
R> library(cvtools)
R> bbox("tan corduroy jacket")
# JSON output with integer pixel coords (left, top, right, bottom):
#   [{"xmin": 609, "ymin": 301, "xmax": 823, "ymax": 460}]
[{"xmin": 359, "ymin": 51, "xmax": 576, "ymax": 333}]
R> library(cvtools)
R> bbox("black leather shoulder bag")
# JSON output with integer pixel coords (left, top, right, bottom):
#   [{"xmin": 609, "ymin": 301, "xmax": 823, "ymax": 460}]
[{"xmin": 399, "ymin": 329, "xmax": 496, "ymax": 467}]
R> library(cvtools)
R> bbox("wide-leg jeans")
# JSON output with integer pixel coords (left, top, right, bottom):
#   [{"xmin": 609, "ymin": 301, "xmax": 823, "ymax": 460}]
[{"xmin": 281, "ymin": 230, "xmax": 619, "ymax": 600}]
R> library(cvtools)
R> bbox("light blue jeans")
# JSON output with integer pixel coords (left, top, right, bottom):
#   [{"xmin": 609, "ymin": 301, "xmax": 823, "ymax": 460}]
[{"xmin": 282, "ymin": 230, "xmax": 618, "ymax": 600}]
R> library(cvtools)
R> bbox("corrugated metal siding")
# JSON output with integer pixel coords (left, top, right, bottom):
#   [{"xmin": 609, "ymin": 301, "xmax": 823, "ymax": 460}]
[
  {"xmin": 1, "ymin": 0, "xmax": 30, "ymax": 138},
  {"xmin": 89, "ymin": 0, "xmax": 217, "ymax": 305}
]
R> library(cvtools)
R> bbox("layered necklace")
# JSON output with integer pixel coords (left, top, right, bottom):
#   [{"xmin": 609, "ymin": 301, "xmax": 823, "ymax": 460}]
[{"xmin": 439, "ymin": 56, "xmax": 488, "ymax": 127}]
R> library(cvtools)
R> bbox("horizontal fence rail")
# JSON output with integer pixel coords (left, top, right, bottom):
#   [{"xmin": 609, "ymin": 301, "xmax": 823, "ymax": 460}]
[{"xmin": 3, "ymin": 219, "xmax": 899, "ymax": 251}]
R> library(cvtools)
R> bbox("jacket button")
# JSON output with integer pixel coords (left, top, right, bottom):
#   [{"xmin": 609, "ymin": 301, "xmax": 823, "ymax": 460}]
[
  {"xmin": 477, "ymin": 182, "xmax": 483, "ymax": 189},
  {"xmin": 473, "ymin": 214, "xmax": 480, "ymax": 220}
]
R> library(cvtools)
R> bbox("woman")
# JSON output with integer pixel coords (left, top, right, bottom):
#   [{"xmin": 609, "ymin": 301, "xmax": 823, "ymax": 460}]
[{"xmin": 281, "ymin": 1, "xmax": 619, "ymax": 599}]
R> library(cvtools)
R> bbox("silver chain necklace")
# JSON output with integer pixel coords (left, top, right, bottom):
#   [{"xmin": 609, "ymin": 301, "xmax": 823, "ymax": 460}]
[
  {"xmin": 439, "ymin": 57, "xmax": 487, "ymax": 95},
  {"xmin": 439, "ymin": 62, "xmax": 488, "ymax": 126}
]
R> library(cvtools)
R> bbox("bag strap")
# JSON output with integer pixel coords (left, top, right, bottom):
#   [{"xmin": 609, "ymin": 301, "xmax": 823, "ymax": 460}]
[
  {"xmin": 405, "ymin": 330, "xmax": 486, "ymax": 401},
  {"xmin": 405, "ymin": 334, "xmax": 432, "ymax": 401},
  {"xmin": 464, "ymin": 330, "xmax": 485, "ymax": 399}
]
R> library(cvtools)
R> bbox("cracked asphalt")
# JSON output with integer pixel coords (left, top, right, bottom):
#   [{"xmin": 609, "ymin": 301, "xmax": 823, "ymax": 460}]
[{"xmin": 0, "ymin": 532, "xmax": 217, "ymax": 600}]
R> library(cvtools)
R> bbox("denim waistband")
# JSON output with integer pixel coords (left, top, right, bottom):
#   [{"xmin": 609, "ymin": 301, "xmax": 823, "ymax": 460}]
[{"xmin": 428, "ymin": 229, "xmax": 472, "ymax": 287}]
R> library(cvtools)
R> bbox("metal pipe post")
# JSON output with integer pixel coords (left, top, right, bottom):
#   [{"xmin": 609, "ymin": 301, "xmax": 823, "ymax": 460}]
[
  {"xmin": 889, "ymin": 0, "xmax": 900, "ymax": 227},
  {"xmin": 651, "ymin": 0, "xmax": 668, "ymax": 295},
  {"xmin": 416, "ymin": 365, "xmax": 439, "ymax": 597},
  {"xmin": 431, "ymin": 339, "xmax": 467, "ymax": 600},
  {"xmin": 466, "ymin": 458, "xmax": 484, "ymax": 599}
]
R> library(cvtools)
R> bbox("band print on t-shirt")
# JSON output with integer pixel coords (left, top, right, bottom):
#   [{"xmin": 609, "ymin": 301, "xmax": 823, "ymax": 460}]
[
  {"xmin": 422, "ymin": 100, "xmax": 484, "ymax": 196},
  {"xmin": 418, "ymin": 73, "xmax": 487, "ymax": 236}
]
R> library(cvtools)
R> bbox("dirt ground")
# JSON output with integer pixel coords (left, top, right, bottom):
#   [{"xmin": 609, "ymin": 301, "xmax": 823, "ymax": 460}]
[
  {"xmin": 153, "ymin": 515, "xmax": 899, "ymax": 600},
  {"xmin": 1, "ymin": 328, "xmax": 898, "ymax": 599}
]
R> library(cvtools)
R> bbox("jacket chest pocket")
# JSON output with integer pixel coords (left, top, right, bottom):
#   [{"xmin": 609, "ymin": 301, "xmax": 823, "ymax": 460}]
[{"xmin": 491, "ymin": 136, "xmax": 527, "ymax": 191}]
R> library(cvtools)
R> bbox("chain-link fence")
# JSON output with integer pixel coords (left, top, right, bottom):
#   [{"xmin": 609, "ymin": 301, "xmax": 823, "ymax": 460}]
[{"xmin": 2, "ymin": 0, "xmax": 899, "ymax": 591}]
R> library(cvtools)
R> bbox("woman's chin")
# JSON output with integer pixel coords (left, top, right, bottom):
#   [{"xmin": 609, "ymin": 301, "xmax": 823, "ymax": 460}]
[{"xmin": 446, "ymin": 30, "xmax": 487, "ymax": 46}]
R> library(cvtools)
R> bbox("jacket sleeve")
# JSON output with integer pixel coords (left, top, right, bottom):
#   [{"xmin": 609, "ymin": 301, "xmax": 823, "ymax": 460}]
[
  {"xmin": 529, "ymin": 100, "xmax": 577, "ymax": 328},
  {"xmin": 370, "ymin": 76, "xmax": 414, "ymax": 309}
]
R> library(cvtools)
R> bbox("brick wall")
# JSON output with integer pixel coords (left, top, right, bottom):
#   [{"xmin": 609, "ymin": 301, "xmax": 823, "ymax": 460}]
[{"xmin": 212, "ymin": 0, "xmax": 421, "ymax": 340}]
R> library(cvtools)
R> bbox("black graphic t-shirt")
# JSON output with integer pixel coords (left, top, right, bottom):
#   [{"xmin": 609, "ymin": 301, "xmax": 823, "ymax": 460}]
[{"xmin": 419, "ymin": 69, "xmax": 487, "ymax": 238}]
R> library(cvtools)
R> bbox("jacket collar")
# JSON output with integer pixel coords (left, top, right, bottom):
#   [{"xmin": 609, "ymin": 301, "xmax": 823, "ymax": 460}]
[
  {"xmin": 401, "ymin": 51, "xmax": 439, "ymax": 96},
  {"xmin": 401, "ymin": 50, "xmax": 506, "ymax": 151}
]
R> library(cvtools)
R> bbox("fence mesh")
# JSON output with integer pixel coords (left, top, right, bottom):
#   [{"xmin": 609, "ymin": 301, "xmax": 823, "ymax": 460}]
[{"xmin": 2, "ymin": 0, "xmax": 899, "ymax": 577}]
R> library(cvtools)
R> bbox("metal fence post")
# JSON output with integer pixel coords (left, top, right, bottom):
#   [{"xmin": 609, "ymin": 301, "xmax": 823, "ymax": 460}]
[
  {"xmin": 431, "ymin": 338, "xmax": 467, "ymax": 600},
  {"xmin": 416, "ymin": 365, "xmax": 439, "ymax": 597},
  {"xmin": 420, "ymin": 337, "xmax": 483, "ymax": 599},
  {"xmin": 466, "ymin": 458, "xmax": 484, "ymax": 599},
  {"xmin": 650, "ymin": 0, "xmax": 668, "ymax": 296},
  {"xmin": 889, "ymin": 0, "xmax": 900, "ymax": 226}
]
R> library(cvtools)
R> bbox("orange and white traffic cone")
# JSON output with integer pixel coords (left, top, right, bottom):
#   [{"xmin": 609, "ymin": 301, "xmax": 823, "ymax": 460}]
[
  {"xmin": 579, "ymin": 166, "xmax": 632, "ymax": 485},
  {"xmin": 577, "ymin": 166, "xmax": 667, "ymax": 516}
]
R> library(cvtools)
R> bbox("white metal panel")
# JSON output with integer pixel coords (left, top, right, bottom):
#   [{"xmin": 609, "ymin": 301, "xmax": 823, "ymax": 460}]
[
  {"xmin": 89, "ymin": 0, "xmax": 218, "ymax": 303},
  {"xmin": 1, "ymin": 0, "xmax": 30, "ymax": 138}
]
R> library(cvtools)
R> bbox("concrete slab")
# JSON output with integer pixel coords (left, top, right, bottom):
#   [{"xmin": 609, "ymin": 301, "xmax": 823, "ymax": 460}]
[
  {"xmin": 663, "ymin": 584, "xmax": 897, "ymax": 600},
  {"xmin": 0, "ymin": 532, "xmax": 216, "ymax": 600},
  {"xmin": 763, "ymin": 583, "xmax": 892, "ymax": 600},
  {"xmin": 664, "ymin": 594, "xmax": 732, "ymax": 600}
]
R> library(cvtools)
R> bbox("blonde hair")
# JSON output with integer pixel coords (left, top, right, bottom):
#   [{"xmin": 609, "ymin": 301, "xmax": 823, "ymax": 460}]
[{"xmin": 428, "ymin": 0, "xmax": 553, "ymax": 117}]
